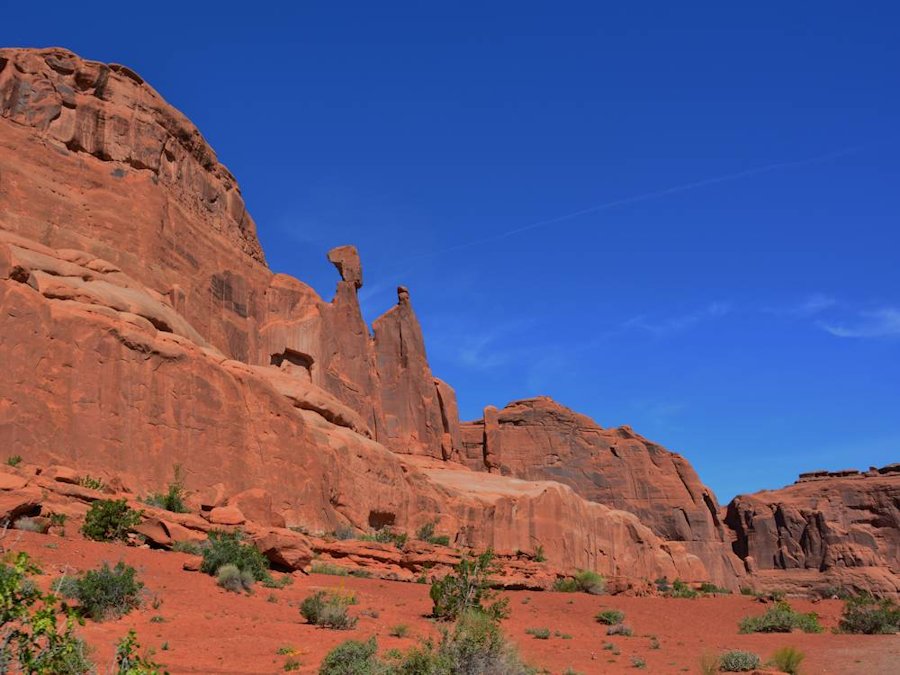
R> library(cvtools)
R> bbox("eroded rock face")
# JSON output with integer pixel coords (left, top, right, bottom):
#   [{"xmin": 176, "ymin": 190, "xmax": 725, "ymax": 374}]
[{"xmin": 725, "ymin": 470, "xmax": 900, "ymax": 596}]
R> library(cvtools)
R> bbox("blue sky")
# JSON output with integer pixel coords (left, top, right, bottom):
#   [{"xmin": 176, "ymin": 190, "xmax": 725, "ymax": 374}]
[{"xmin": 5, "ymin": 2, "xmax": 898, "ymax": 501}]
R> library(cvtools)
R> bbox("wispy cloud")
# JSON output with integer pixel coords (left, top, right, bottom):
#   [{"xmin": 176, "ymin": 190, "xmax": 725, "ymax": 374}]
[
  {"xmin": 623, "ymin": 301, "xmax": 732, "ymax": 336},
  {"xmin": 767, "ymin": 293, "xmax": 837, "ymax": 318},
  {"xmin": 819, "ymin": 307, "xmax": 900, "ymax": 338}
]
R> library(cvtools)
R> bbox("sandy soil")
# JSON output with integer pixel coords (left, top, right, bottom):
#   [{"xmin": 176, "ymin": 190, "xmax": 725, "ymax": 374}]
[{"xmin": 7, "ymin": 531, "xmax": 898, "ymax": 674}]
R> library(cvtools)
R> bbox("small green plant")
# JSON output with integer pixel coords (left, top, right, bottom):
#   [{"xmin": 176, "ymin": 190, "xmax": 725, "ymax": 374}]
[
  {"xmin": 310, "ymin": 562, "xmax": 349, "ymax": 576},
  {"xmin": 769, "ymin": 646, "xmax": 805, "ymax": 674},
  {"xmin": 81, "ymin": 499, "xmax": 141, "ymax": 542},
  {"xmin": 739, "ymin": 586, "xmax": 755, "ymax": 596},
  {"xmin": 698, "ymin": 581, "xmax": 730, "ymax": 595},
  {"xmin": 78, "ymin": 475, "xmax": 105, "ymax": 491},
  {"xmin": 607, "ymin": 623, "xmax": 633, "ymax": 636},
  {"xmin": 838, "ymin": 593, "xmax": 899, "ymax": 634},
  {"xmin": 276, "ymin": 646, "xmax": 295, "ymax": 655},
  {"xmin": 300, "ymin": 590, "xmax": 358, "ymax": 629},
  {"xmin": 553, "ymin": 569, "xmax": 605, "ymax": 594},
  {"xmin": 216, "ymin": 563, "xmax": 255, "ymax": 593},
  {"xmin": 602, "ymin": 642, "xmax": 615, "ymax": 651},
  {"xmin": 199, "ymin": 530, "xmax": 270, "ymax": 585},
  {"xmin": 429, "ymin": 550, "xmax": 510, "ymax": 621},
  {"xmin": 668, "ymin": 579, "xmax": 699, "ymax": 598},
  {"xmin": 319, "ymin": 637, "xmax": 378, "ymax": 674},
  {"xmin": 115, "ymin": 629, "xmax": 165, "ymax": 674},
  {"xmin": 389, "ymin": 623, "xmax": 410, "ymax": 638},
  {"xmin": 149, "ymin": 615, "xmax": 165, "ymax": 623},
  {"xmin": 631, "ymin": 655, "xmax": 646, "ymax": 669},
  {"xmin": 262, "ymin": 574, "xmax": 294, "ymax": 589},
  {"xmin": 331, "ymin": 525, "xmax": 356, "ymax": 540},
  {"xmin": 533, "ymin": 544, "xmax": 546, "ymax": 562},
  {"xmin": 654, "ymin": 576, "xmax": 670, "ymax": 593},
  {"xmin": 143, "ymin": 464, "xmax": 189, "ymax": 513},
  {"xmin": 48, "ymin": 512, "xmax": 68, "ymax": 528},
  {"xmin": 5, "ymin": 454, "xmax": 22, "ymax": 467},
  {"xmin": 595, "ymin": 609, "xmax": 626, "ymax": 625},
  {"xmin": 415, "ymin": 520, "xmax": 451, "ymax": 546},
  {"xmin": 57, "ymin": 561, "xmax": 144, "ymax": 621},
  {"xmin": 0, "ymin": 552, "xmax": 94, "ymax": 673},
  {"xmin": 739, "ymin": 600, "xmax": 823, "ymax": 634},
  {"xmin": 719, "ymin": 650, "xmax": 761, "ymax": 671},
  {"xmin": 525, "ymin": 626, "xmax": 550, "ymax": 639},
  {"xmin": 171, "ymin": 540, "xmax": 202, "ymax": 555},
  {"xmin": 283, "ymin": 657, "xmax": 301, "ymax": 671},
  {"xmin": 361, "ymin": 527, "xmax": 408, "ymax": 548}
]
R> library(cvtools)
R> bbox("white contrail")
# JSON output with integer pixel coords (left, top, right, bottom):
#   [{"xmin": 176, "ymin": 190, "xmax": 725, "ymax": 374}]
[
  {"xmin": 362, "ymin": 145, "xmax": 863, "ymax": 300},
  {"xmin": 418, "ymin": 145, "xmax": 863, "ymax": 258}
]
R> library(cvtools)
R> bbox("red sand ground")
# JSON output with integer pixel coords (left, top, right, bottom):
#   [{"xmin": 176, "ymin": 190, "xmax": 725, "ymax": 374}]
[{"xmin": 8, "ymin": 531, "xmax": 899, "ymax": 674}]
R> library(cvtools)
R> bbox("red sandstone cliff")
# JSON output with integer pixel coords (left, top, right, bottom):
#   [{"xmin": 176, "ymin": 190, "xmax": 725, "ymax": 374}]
[{"xmin": 1, "ymin": 47, "xmax": 896, "ymax": 596}]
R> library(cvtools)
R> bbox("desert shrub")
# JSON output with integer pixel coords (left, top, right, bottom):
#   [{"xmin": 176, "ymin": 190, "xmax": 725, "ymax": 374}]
[
  {"xmin": 631, "ymin": 655, "xmax": 646, "ymax": 669},
  {"xmin": 429, "ymin": 550, "xmax": 510, "ymax": 622},
  {"xmin": 0, "ymin": 552, "xmax": 95, "ymax": 674},
  {"xmin": 739, "ymin": 600, "xmax": 823, "ymax": 634},
  {"xmin": 171, "ymin": 540, "xmax": 202, "ymax": 555},
  {"xmin": 300, "ymin": 590, "xmax": 357, "ymax": 629},
  {"xmin": 115, "ymin": 629, "xmax": 165, "ymax": 674},
  {"xmin": 310, "ymin": 562, "xmax": 349, "ymax": 576},
  {"xmin": 595, "ymin": 609, "xmax": 625, "ymax": 625},
  {"xmin": 416, "ymin": 521, "xmax": 451, "ymax": 547},
  {"xmin": 389, "ymin": 624, "xmax": 410, "ymax": 638},
  {"xmin": 698, "ymin": 652, "xmax": 719, "ymax": 675},
  {"xmin": 668, "ymin": 579, "xmax": 699, "ymax": 599},
  {"xmin": 769, "ymin": 646, "xmax": 805, "ymax": 674},
  {"xmin": 332, "ymin": 525, "xmax": 356, "ymax": 541},
  {"xmin": 200, "ymin": 530, "xmax": 270, "ymax": 584},
  {"xmin": 719, "ymin": 650, "xmax": 761, "ymax": 671},
  {"xmin": 362, "ymin": 527, "xmax": 408, "ymax": 548},
  {"xmin": 553, "ymin": 569, "xmax": 604, "ymax": 594},
  {"xmin": 217, "ymin": 563, "xmax": 255, "ymax": 593},
  {"xmin": 5, "ymin": 455, "xmax": 22, "ymax": 467},
  {"xmin": 698, "ymin": 582, "xmax": 730, "ymax": 595},
  {"xmin": 283, "ymin": 657, "xmax": 301, "ymax": 671},
  {"xmin": 319, "ymin": 636, "xmax": 379, "ymax": 674},
  {"xmin": 552, "ymin": 577, "xmax": 579, "ymax": 593},
  {"xmin": 78, "ymin": 475, "xmax": 105, "ymax": 491},
  {"xmin": 525, "ymin": 627, "xmax": 550, "ymax": 639},
  {"xmin": 533, "ymin": 545, "xmax": 546, "ymax": 562},
  {"xmin": 838, "ymin": 593, "xmax": 899, "ymax": 634},
  {"xmin": 606, "ymin": 623, "xmax": 633, "ymax": 636},
  {"xmin": 59, "ymin": 561, "xmax": 143, "ymax": 621},
  {"xmin": 143, "ymin": 465, "xmax": 189, "ymax": 513},
  {"xmin": 13, "ymin": 516, "xmax": 48, "ymax": 533},
  {"xmin": 81, "ymin": 499, "xmax": 141, "ymax": 542}
]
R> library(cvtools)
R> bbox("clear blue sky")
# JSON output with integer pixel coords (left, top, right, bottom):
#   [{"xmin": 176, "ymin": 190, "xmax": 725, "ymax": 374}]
[{"xmin": 6, "ymin": 2, "xmax": 898, "ymax": 502}]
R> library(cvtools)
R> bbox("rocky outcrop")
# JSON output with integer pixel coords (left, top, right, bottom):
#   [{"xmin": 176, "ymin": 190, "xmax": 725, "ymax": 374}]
[{"xmin": 725, "ymin": 468, "xmax": 900, "ymax": 596}]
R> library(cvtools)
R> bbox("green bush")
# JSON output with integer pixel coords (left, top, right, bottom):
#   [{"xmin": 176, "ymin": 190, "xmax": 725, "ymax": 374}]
[
  {"xmin": 668, "ymin": 579, "xmax": 698, "ymax": 599},
  {"xmin": 525, "ymin": 627, "xmax": 550, "ymax": 639},
  {"xmin": 698, "ymin": 582, "xmax": 730, "ymax": 595},
  {"xmin": 719, "ymin": 650, "xmax": 761, "ymax": 672},
  {"xmin": 300, "ymin": 590, "xmax": 357, "ymax": 629},
  {"xmin": 5, "ymin": 455, "xmax": 22, "ymax": 467},
  {"xmin": 416, "ymin": 521, "xmax": 451, "ymax": 547},
  {"xmin": 533, "ymin": 545, "xmax": 546, "ymax": 563},
  {"xmin": 631, "ymin": 655, "xmax": 646, "ymax": 669},
  {"xmin": 362, "ymin": 527, "xmax": 408, "ymax": 548},
  {"xmin": 429, "ymin": 550, "xmax": 510, "ymax": 622},
  {"xmin": 115, "ymin": 629, "xmax": 166, "ymax": 674},
  {"xmin": 171, "ymin": 540, "xmax": 202, "ymax": 555},
  {"xmin": 143, "ymin": 465, "xmax": 189, "ymax": 513},
  {"xmin": 78, "ymin": 475, "xmax": 105, "ymax": 491},
  {"xmin": 58, "ymin": 561, "xmax": 144, "ymax": 621},
  {"xmin": 739, "ymin": 601, "xmax": 823, "ymax": 634},
  {"xmin": 595, "ymin": 609, "xmax": 625, "ymax": 625},
  {"xmin": 217, "ymin": 563, "xmax": 254, "ymax": 593},
  {"xmin": 389, "ymin": 624, "xmax": 410, "ymax": 638},
  {"xmin": 769, "ymin": 646, "xmax": 805, "ymax": 675},
  {"xmin": 0, "ymin": 552, "xmax": 94, "ymax": 674},
  {"xmin": 553, "ymin": 569, "xmax": 604, "ymax": 595},
  {"xmin": 318, "ymin": 637, "xmax": 378, "ymax": 674},
  {"xmin": 81, "ymin": 499, "xmax": 142, "ymax": 542},
  {"xmin": 199, "ymin": 530, "xmax": 270, "ymax": 585},
  {"xmin": 838, "ymin": 593, "xmax": 899, "ymax": 634}
]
